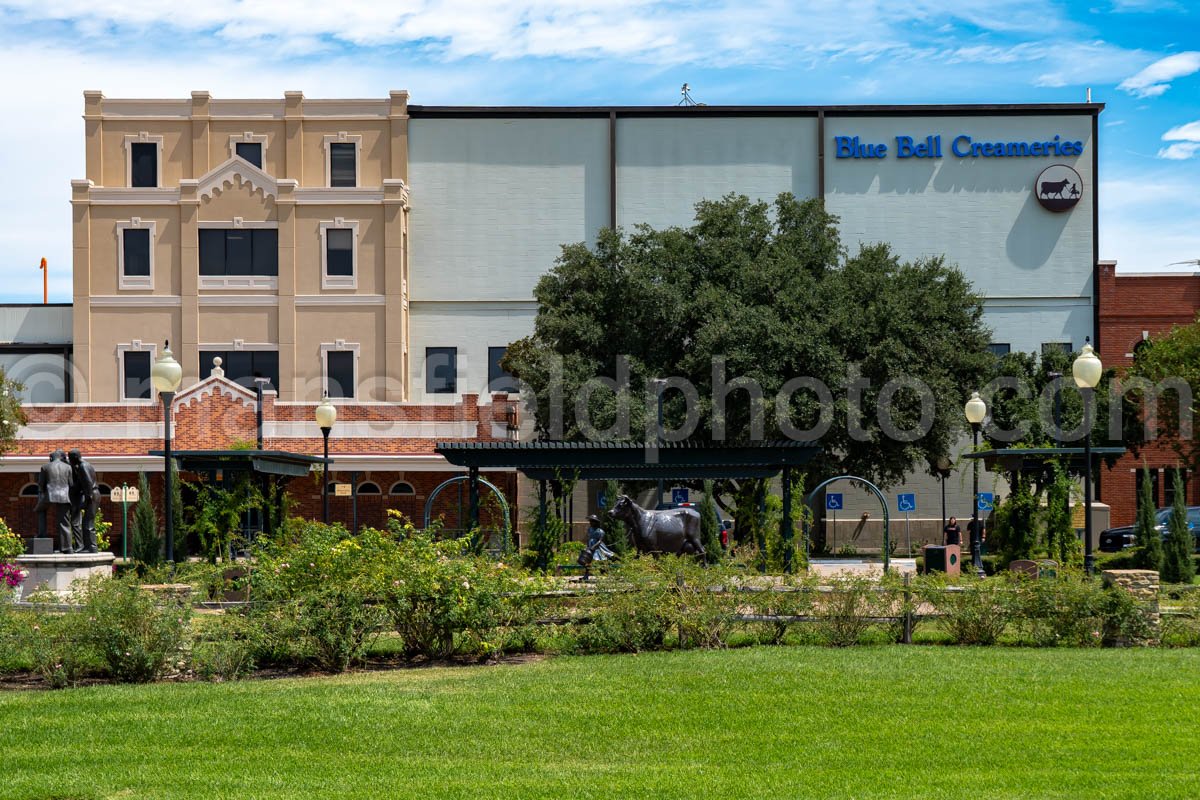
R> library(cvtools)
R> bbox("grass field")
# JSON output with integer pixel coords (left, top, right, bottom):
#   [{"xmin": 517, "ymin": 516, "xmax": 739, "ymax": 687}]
[{"xmin": 2, "ymin": 646, "xmax": 1199, "ymax": 799}]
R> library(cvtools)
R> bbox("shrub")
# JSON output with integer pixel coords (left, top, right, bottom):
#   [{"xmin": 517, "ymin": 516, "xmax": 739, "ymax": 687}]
[
  {"xmin": 27, "ymin": 608, "xmax": 94, "ymax": 688},
  {"xmin": 252, "ymin": 520, "xmax": 390, "ymax": 672},
  {"xmin": 191, "ymin": 612, "xmax": 259, "ymax": 681},
  {"xmin": 745, "ymin": 574, "xmax": 816, "ymax": 645},
  {"xmin": 812, "ymin": 576, "xmax": 880, "ymax": 646},
  {"xmin": 380, "ymin": 526, "xmax": 528, "ymax": 660},
  {"xmin": 131, "ymin": 472, "xmax": 161, "ymax": 571},
  {"xmin": 1163, "ymin": 469, "xmax": 1195, "ymax": 585},
  {"xmin": 0, "ymin": 518, "xmax": 24, "ymax": 561},
  {"xmin": 1016, "ymin": 573, "xmax": 1105, "ymax": 647},
  {"xmin": 75, "ymin": 575, "xmax": 191, "ymax": 683},
  {"xmin": 1133, "ymin": 469, "xmax": 1163, "ymax": 573},
  {"xmin": 922, "ymin": 573, "xmax": 1018, "ymax": 645},
  {"xmin": 1161, "ymin": 590, "xmax": 1200, "ymax": 647}
]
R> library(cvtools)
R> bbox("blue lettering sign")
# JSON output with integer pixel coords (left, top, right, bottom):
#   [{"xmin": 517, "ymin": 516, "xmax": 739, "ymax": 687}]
[{"xmin": 838, "ymin": 133, "xmax": 1083, "ymax": 159}]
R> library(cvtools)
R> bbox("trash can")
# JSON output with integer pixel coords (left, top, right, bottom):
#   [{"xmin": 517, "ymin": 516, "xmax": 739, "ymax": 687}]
[{"xmin": 923, "ymin": 544, "xmax": 961, "ymax": 576}]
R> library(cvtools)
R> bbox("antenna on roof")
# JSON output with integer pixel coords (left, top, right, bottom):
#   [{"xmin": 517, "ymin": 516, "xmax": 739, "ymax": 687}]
[{"xmin": 678, "ymin": 83, "xmax": 703, "ymax": 106}]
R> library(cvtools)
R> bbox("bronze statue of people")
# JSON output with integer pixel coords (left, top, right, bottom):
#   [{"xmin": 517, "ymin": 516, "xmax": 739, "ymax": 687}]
[
  {"xmin": 34, "ymin": 453, "xmax": 53, "ymax": 539},
  {"xmin": 577, "ymin": 514, "xmax": 617, "ymax": 578},
  {"xmin": 68, "ymin": 450, "xmax": 101, "ymax": 553},
  {"xmin": 39, "ymin": 450, "xmax": 75, "ymax": 553}
]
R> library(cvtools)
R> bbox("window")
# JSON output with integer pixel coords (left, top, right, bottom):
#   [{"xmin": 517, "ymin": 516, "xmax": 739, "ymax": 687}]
[
  {"xmin": 329, "ymin": 143, "xmax": 356, "ymax": 187},
  {"xmin": 20, "ymin": 483, "xmax": 39, "ymax": 497},
  {"xmin": 320, "ymin": 220, "xmax": 358, "ymax": 289},
  {"xmin": 326, "ymin": 350, "xmax": 356, "ymax": 399},
  {"xmin": 1041, "ymin": 342, "xmax": 1072, "ymax": 356},
  {"xmin": 122, "ymin": 350, "xmax": 152, "ymax": 401},
  {"xmin": 390, "ymin": 481, "xmax": 415, "ymax": 496},
  {"xmin": 199, "ymin": 229, "xmax": 278, "ymax": 276},
  {"xmin": 324, "ymin": 133, "xmax": 362, "ymax": 188},
  {"xmin": 426, "ymin": 347, "xmax": 457, "ymax": 394},
  {"xmin": 97, "ymin": 484, "xmax": 113, "ymax": 498},
  {"xmin": 235, "ymin": 142, "xmax": 263, "ymax": 169},
  {"xmin": 200, "ymin": 349, "xmax": 279, "ymax": 392},
  {"xmin": 130, "ymin": 142, "xmax": 158, "ymax": 188},
  {"xmin": 117, "ymin": 220, "xmax": 155, "ymax": 290},
  {"xmin": 357, "ymin": 482, "xmax": 381, "ymax": 495},
  {"xmin": 1135, "ymin": 467, "xmax": 1160, "ymax": 511},
  {"xmin": 488, "ymin": 346, "xmax": 519, "ymax": 394},
  {"xmin": 1164, "ymin": 468, "xmax": 1188, "ymax": 509},
  {"xmin": 987, "ymin": 343, "xmax": 1011, "ymax": 359}
]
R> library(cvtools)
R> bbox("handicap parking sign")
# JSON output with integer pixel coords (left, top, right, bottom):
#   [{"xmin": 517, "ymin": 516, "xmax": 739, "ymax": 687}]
[
  {"xmin": 671, "ymin": 488, "xmax": 688, "ymax": 505},
  {"xmin": 897, "ymin": 493, "xmax": 916, "ymax": 513},
  {"xmin": 977, "ymin": 492, "xmax": 994, "ymax": 512},
  {"xmin": 826, "ymin": 493, "xmax": 843, "ymax": 511}
]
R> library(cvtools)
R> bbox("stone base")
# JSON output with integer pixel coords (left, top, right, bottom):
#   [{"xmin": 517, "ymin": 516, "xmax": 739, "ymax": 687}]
[
  {"xmin": 15, "ymin": 552, "xmax": 115, "ymax": 597},
  {"xmin": 26, "ymin": 537, "xmax": 54, "ymax": 555}
]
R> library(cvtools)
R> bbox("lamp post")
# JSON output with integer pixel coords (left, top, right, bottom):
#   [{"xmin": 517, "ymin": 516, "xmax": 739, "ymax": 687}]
[
  {"xmin": 1072, "ymin": 342, "xmax": 1103, "ymax": 576},
  {"xmin": 151, "ymin": 342, "xmax": 183, "ymax": 564},
  {"xmin": 964, "ymin": 391, "xmax": 987, "ymax": 577},
  {"xmin": 315, "ymin": 394, "xmax": 337, "ymax": 524}
]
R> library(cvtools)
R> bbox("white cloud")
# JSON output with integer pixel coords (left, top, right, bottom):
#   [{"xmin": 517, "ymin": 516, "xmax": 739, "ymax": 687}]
[
  {"xmin": 1158, "ymin": 142, "xmax": 1200, "ymax": 160},
  {"xmin": 1117, "ymin": 50, "xmax": 1200, "ymax": 97},
  {"xmin": 1163, "ymin": 120, "xmax": 1200, "ymax": 141}
]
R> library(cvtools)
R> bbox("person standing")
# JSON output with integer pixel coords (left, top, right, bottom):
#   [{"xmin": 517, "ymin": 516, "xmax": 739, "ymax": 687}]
[{"xmin": 942, "ymin": 516, "xmax": 962, "ymax": 547}]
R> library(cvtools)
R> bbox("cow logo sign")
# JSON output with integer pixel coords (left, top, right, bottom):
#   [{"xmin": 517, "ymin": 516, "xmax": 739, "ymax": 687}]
[{"xmin": 1034, "ymin": 164, "xmax": 1083, "ymax": 212}]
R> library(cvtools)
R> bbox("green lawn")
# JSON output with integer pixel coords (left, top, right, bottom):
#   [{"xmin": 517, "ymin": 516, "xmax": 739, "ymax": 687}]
[{"xmin": 2, "ymin": 647, "xmax": 1198, "ymax": 799}]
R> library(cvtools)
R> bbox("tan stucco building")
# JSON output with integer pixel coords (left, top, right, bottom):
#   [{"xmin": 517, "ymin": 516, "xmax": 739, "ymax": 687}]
[{"xmin": 72, "ymin": 90, "xmax": 412, "ymax": 404}]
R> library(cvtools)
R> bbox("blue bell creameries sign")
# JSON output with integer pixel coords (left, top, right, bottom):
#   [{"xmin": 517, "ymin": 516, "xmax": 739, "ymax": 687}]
[{"xmin": 834, "ymin": 134, "xmax": 1084, "ymax": 159}]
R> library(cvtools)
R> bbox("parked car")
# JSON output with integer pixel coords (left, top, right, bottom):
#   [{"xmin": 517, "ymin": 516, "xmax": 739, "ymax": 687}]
[{"xmin": 1099, "ymin": 506, "xmax": 1200, "ymax": 552}]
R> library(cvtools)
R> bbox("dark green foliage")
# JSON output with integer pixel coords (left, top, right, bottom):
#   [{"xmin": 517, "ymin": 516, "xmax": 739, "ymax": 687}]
[
  {"xmin": 602, "ymin": 478, "xmax": 629, "ymax": 556},
  {"xmin": 77, "ymin": 576, "xmax": 191, "ymax": 682},
  {"xmin": 131, "ymin": 472, "xmax": 161, "ymax": 570},
  {"xmin": 920, "ymin": 573, "xmax": 1019, "ymax": 645},
  {"xmin": 990, "ymin": 474, "xmax": 1039, "ymax": 566},
  {"xmin": 1128, "ymin": 320, "xmax": 1200, "ymax": 471},
  {"xmin": 699, "ymin": 481, "xmax": 722, "ymax": 560},
  {"xmin": 504, "ymin": 193, "xmax": 994, "ymax": 489},
  {"xmin": 1135, "ymin": 468, "xmax": 1164, "ymax": 572},
  {"xmin": 1044, "ymin": 463, "xmax": 1082, "ymax": 566},
  {"xmin": 1163, "ymin": 469, "xmax": 1195, "ymax": 584}
]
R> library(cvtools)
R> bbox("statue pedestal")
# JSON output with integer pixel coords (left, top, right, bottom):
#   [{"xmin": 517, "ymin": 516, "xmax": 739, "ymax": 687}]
[{"xmin": 15, "ymin": 552, "xmax": 115, "ymax": 597}]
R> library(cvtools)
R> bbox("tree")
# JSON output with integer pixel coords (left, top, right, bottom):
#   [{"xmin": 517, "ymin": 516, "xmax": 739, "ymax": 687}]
[
  {"xmin": 698, "ymin": 481, "xmax": 722, "ymax": 560},
  {"xmin": 131, "ymin": 472, "xmax": 161, "ymax": 571},
  {"xmin": 1126, "ymin": 318, "xmax": 1200, "ymax": 470},
  {"xmin": 0, "ymin": 369, "xmax": 27, "ymax": 454},
  {"xmin": 1134, "ymin": 468, "xmax": 1164, "ymax": 573},
  {"xmin": 504, "ymin": 194, "xmax": 995, "ymax": 498},
  {"xmin": 1163, "ymin": 469, "xmax": 1195, "ymax": 584},
  {"xmin": 602, "ymin": 478, "xmax": 629, "ymax": 556}
]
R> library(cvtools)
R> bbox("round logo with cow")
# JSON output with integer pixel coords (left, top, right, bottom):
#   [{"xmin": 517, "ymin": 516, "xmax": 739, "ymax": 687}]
[{"xmin": 1035, "ymin": 164, "xmax": 1083, "ymax": 212}]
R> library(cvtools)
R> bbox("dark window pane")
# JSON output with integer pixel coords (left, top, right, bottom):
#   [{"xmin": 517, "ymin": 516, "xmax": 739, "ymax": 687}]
[
  {"xmin": 329, "ymin": 143, "xmax": 356, "ymax": 187},
  {"xmin": 235, "ymin": 142, "xmax": 262, "ymax": 168},
  {"xmin": 326, "ymin": 228, "xmax": 354, "ymax": 276},
  {"xmin": 488, "ymin": 346, "xmax": 518, "ymax": 393},
  {"xmin": 199, "ymin": 230, "xmax": 225, "ymax": 275},
  {"xmin": 123, "ymin": 228, "xmax": 151, "ymax": 277},
  {"xmin": 224, "ymin": 351, "xmax": 254, "ymax": 387},
  {"xmin": 123, "ymin": 351, "xmax": 151, "ymax": 400},
  {"xmin": 225, "ymin": 230, "xmax": 252, "ymax": 275},
  {"xmin": 426, "ymin": 347, "xmax": 457, "ymax": 394},
  {"xmin": 254, "ymin": 351, "xmax": 279, "ymax": 392},
  {"xmin": 987, "ymin": 343, "xmax": 1010, "ymax": 358},
  {"xmin": 252, "ymin": 229, "xmax": 278, "ymax": 276},
  {"xmin": 327, "ymin": 351, "xmax": 355, "ymax": 399},
  {"xmin": 130, "ymin": 142, "xmax": 157, "ymax": 187}
]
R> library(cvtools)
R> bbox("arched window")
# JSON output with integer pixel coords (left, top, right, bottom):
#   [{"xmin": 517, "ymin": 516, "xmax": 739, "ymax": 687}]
[
  {"xmin": 19, "ymin": 483, "xmax": 39, "ymax": 497},
  {"xmin": 357, "ymin": 482, "xmax": 381, "ymax": 495},
  {"xmin": 97, "ymin": 484, "xmax": 113, "ymax": 497},
  {"xmin": 390, "ymin": 481, "xmax": 415, "ymax": 496}
]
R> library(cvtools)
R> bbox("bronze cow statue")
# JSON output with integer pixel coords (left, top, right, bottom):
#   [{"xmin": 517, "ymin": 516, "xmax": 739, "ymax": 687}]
[{"xmin": 610, "ymin": 495, "xmax": 706, "ymax": 557}]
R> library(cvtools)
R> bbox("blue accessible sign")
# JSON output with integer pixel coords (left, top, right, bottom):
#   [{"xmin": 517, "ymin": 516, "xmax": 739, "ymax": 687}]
[
  {"xmin": 826, "ymin": 493, "xmax": 843, "ymax": 511},
  {"xmin": 671, "ymin": 488, "xmax": 689, "ymax": 505},
  {"xmin": 977, "ymin": 492, "xmax": 995, "ymax": 512},
  {"xmin": 897, "ymin": 493, "xmax": 916, "ymax": 513}
]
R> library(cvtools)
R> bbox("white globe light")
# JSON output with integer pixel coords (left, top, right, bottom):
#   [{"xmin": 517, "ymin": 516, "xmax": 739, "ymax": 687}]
[
  {"xmin": 150, "ymin": 343, "xmax": 183, "ymax": 393},
  {"xmin": 315, "ymin": 395, "xmax": 337, "ymax": 430},
  {"xmin": 964, "ymin": 391, "xmax": 987, "ymax": 425},
  {"xmin": 1072, "ymin": 344, "xmax": 1103, "ymax": 389}
]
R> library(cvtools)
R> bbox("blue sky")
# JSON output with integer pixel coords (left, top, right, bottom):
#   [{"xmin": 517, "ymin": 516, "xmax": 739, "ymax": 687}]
[{"xmin": 0, "ymin": 0, "xmax": 1196, "ymax": 302}]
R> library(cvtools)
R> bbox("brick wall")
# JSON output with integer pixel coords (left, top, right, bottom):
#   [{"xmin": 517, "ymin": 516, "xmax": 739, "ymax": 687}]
[{"xmin": 1097, "ymin": 261, "xmax": 1200, "ymax": 525}]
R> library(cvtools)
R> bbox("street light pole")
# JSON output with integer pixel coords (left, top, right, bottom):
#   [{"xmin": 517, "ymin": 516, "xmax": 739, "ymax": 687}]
[
  {"xmin": 315, "ymin": 394, "xmax": 337, "ymax": 525},
  {"xmin": 964, "ymin": 391, "xmax": 987, "ymax": 578},
  {"xmin": 151, "ymin": 342, "xmax": 183, "ymax": 565},
  {"xmin": 1072, "ymin": 343, "xmax": 1103, "ymax": 576}
]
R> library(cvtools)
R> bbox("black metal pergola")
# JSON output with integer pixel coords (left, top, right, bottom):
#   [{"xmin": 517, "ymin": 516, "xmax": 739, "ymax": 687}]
[
  {"xmin": 436, "ymin": 440, "xmax": 821, "ymax": 565},
  {"xmin": 961, "ymin": 446, "xmax": 1126, "ymax": 475}
]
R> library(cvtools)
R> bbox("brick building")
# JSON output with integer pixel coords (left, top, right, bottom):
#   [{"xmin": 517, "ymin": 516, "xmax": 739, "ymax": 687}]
[{"xmin": 1096, "ymin": 260, "xmax": 1200, "ymax": 526}]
